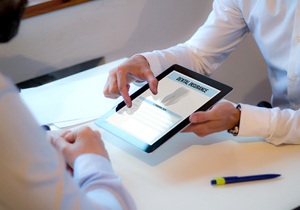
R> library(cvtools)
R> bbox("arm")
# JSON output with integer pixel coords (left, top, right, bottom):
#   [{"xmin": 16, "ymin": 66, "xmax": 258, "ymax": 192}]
[
  {"xmin": 74, "ymin": 154, "xmax": 135, "ymax": 210},
  {"xmin": 104, "ymin": 0, "xmax": 249, "ymax": 106},
  {"xmin": 51, "ymin": 127, "xmax": 136, "ymax": 210},
  {"xmin": 238, "ymin": 104, "xmax": 300, "ymax": 145},
  {"xmin": 143, "ymin": 0, "xmax": 250, "ymax": 75},
  {"xmin": 0, "ymin": 76, "xmax": 135, "ymax": 210},
  {"xmin": 182, "ymin": 100, "xmax": 300, "ymax": 145}
]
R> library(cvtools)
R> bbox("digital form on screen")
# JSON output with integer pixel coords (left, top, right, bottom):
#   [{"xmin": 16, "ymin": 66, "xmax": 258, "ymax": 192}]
[{"xmin": 105, "ymin": 71, "xmax": 220, "ymax": 145}]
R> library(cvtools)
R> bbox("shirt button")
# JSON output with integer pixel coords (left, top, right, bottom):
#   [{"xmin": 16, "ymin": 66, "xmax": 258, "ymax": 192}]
[{"xmin": 296, "ymin": 36, "xmax": 300, "ymax": 43}]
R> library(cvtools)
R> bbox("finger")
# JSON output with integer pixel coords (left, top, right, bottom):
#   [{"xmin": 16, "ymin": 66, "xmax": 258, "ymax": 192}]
[
  {"xmin": 94, "ymin": 130, "xmax": 101, "ymax": 139},
  {"xmin": 182, "ymin": 123, "xmax": 213, "ymax": 137},
  {"xmin": 147, "ymin": 76, "xmax": 158, "ymax": 95},
  {"xmin": 116, "ymin": 70, "xmax": 132, "ymax": 107},
  {"xmin": 50, "ymin": 135, "xmax": 70, "ymax": 152},
  {"xmin": 63, "ymin": 131, "xmax": 79, "ymax": 144},
  {"xmin": 60, "ymin": 130, "xmax": 72, "ymax": 139},
  {"xmin": 63, "ymin": 126, "xmax": 97, "ymax": 143},
  {"xmin": 103, "ymin": 74, "xmax": 121, "ymax": 99},
  {"xmin": 189, "ymin": 111, "xmax": 212, "ymax": 124},
  {"xmin": 182, "ymin": 124, "xmax": 193, "ymax": 133},
  {"xmin": 181, "ymin": 124, "xmax": 207, "ymax": 137},
  {"xmin": 182, "ymin": 123, "xmax": 206, "ymax": 133},
  {"xmin": 131, "ymin": 67, "xmax": 158, "ymax": 95}
]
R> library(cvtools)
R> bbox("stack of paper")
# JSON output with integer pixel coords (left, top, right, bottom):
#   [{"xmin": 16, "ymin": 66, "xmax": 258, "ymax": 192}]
[
  {"xmin": 21, "ymin": 75, "xmax": 114, "ymax": 128},
  {"xmin": 20, "ymin": 58, "xmax": 139, "ymax": 129}
]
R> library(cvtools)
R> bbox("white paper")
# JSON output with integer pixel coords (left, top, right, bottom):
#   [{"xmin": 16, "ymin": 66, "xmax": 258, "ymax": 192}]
[
  {"xmin": 20, "ymin": 58, "xmax": 142, "ymax": 128},
  {"xmin": 20, "ymin": 74, "xmax": 116, "ymax": 124}
]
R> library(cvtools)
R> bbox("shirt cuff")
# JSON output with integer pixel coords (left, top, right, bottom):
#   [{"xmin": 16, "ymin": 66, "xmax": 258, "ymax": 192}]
[
  {"xmin": 238, "ymin": 103, "xmax": 271, "ymax": 138},
  {"xmin": 73, "ymin": 154, "xmax": 116, "ymax": 187}
]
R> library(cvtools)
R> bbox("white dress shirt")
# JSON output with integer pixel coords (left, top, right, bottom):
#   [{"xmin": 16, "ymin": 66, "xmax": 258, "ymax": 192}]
[
  {"xmin": 0, "ymin": 74, "xmax": 136, "ymax": 210},
  {"xmin": 140, "ymin": 0, "xmax": 300, "ymax": 145},
  {"xmin": 239, "ymin": 104, "xmax": 300, "ymax": 145}
]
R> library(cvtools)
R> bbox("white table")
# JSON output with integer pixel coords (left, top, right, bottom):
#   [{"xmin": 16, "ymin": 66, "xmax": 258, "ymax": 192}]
[
  {"xmin": 94, "ymin": 125, "xmax": 300, "ymax": 210},
  {"xmin": 28, "ymin": 58, "xmax": 300, "ymax": 210}
]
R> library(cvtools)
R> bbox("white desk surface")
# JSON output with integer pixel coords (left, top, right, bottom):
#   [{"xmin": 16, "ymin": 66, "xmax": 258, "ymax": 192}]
[{"xmin": 41, "ymin": 59, "xmax": 300, "ymax": 210}]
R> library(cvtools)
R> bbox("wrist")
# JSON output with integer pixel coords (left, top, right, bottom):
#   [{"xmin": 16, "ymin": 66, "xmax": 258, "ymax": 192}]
[{"xmin": 227, "ymin": 104, "xmax": 241, "ymax": 136}]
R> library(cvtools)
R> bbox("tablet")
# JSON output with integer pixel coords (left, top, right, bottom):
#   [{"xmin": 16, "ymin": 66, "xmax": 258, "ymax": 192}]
[{"xmin": 95, "ymin": 64, "xmax": 232, "ymax": 153}]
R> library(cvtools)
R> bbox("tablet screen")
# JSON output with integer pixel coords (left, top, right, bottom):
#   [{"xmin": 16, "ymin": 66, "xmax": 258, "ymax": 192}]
[{"xmin": 95, "ymin": 64, "xmax": 232, "ymax": 153}]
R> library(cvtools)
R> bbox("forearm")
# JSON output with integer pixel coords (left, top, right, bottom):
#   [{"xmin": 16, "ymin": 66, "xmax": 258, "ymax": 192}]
[{"xmin": 238, "ymin": 104, "xmax": 300, "ymax": 145}]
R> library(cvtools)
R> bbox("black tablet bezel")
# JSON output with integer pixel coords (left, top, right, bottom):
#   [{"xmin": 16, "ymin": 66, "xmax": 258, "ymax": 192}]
[{"xmin": 95, "ymin": 64, "xmax": 232, "ymax": 153}]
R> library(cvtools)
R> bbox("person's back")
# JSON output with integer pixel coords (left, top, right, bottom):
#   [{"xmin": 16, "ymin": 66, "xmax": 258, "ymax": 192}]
[{"xmin": 0, "ymin": 1, "xmax": 136, "ymax": 209}]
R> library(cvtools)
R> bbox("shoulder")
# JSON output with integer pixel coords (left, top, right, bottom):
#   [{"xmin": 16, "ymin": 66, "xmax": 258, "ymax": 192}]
[{"xmin": 214, "ymin": 0, "xmax": 261, "ymax": 15}]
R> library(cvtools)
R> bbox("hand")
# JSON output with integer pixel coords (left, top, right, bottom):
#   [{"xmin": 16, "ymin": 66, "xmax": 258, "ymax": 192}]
[
  {"xmin": 103, "ymin": 55, "xmax": 158, "ymax": 107},
  {"xmin": 182, "ymin": 102, "xmax": 241, "ymax": 137},
  {"xmin": 50, "ymin": 126, "xmax": 109, "ymax": 169}
]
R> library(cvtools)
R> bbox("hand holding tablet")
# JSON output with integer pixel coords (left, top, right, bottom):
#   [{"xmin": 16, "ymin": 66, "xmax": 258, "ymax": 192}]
[{"xmin": 95, "ymin": 64, "xmax": 232, "ymax": 153}]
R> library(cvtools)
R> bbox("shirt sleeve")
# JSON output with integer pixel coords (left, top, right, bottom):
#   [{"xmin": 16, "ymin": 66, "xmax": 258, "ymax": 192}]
[
  {"xmin": 74, "ymin": 154, "xmax": 136, "ymax": 210},
  {"xmin": 140, "ymin": 0, "xmax": 249, "ymax": 77},
  {"xmin": 0, "ymin": 75, "xmax": 136, "ymax": 210},
  {"xmin": 238, "ymin": 104, "xmax": 300, "ymax": 145}
]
